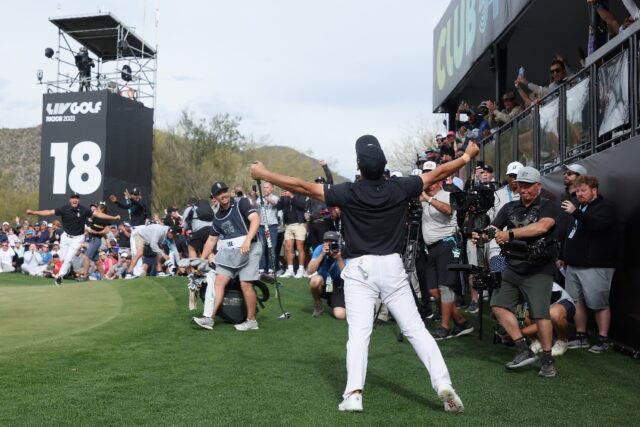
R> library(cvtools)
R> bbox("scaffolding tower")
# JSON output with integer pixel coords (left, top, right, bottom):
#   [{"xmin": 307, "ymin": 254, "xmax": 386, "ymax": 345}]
[{"xmin": 40, "ymin": 12, "xmax": 157, "ymax": 109}]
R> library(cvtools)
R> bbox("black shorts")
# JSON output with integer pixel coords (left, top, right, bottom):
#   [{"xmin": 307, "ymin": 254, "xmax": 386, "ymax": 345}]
[
  {"xmin": 321, "ymin": 278, "xmax": 345, "ymax": 309},
  {"xmin": 188, "ymin": 226, "xmax": 213, "ymax": 254},
  {"xmin": 555, "ymin": 299, "xmax": 576, "ymax": 324},
  {"xmin": 425, "ymin": 239, "xmax": 457, "ymax": 289},
  {"xmin": 328, "ymin": 286, "xmax": 345, "ymax": 309}
]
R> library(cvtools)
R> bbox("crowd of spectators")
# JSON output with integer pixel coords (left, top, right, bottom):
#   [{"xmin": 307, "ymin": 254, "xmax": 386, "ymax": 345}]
[{"xmin": 0, "ymin": 160, "xmax": 340, "ymax": 283}]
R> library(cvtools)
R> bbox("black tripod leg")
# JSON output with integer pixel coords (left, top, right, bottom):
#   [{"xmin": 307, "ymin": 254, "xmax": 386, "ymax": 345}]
[{"xmin": 478, "ymin": 293, "xmax": 484, "ymax": 340}]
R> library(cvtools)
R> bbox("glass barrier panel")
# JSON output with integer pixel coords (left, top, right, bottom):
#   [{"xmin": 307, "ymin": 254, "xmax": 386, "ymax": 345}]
[
  {"xmin": 539, "ymin": 96, "xmax": 560, "ymax": 170},
  {"xmin": 498, "ymin": 126, "xmax": 513, "ymax": 181},
  {"xmin": 516, "ymin": 112, "xmax": 534, "ymax": 168},
  {"xmin": 566, "ymin": 76, "xmax": 591, "ymax": 157},
  {"xmin": 482, "ymin": 136, "xmax": 496, "ymax": 179},
  {"xmin": 597, "ymin": 50, "xmax": 629, "ymax": 137}
]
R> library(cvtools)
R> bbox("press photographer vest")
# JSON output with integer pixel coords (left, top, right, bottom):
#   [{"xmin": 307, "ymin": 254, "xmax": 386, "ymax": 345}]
[{"xmin": 502, "ymin": 197, "xmax": 558, "ymax": 275}]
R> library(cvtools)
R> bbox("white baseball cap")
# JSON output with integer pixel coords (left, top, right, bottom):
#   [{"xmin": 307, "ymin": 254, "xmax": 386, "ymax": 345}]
[
  {"xmin": 422, "ymin": 161, "xmax": 438, "ymax": 172},
  {"xmin": 506, "ymin": 161, "xmax": 524, "ymax": 176},
  {"xmin": 562, "ymin": 163, "xmax": 587, "ymax": 176}
]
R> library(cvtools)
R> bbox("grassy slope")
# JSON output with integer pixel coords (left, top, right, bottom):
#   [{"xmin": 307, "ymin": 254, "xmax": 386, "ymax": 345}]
[{"xmin": 0, "ymin": 274, "xmax": 638, "ymax": 426}]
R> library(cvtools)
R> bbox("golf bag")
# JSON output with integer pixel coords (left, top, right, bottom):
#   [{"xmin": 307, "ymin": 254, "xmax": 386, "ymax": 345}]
[{"xmin": 198, "ymin": 278, "xmax": 270, "ymax": 324}]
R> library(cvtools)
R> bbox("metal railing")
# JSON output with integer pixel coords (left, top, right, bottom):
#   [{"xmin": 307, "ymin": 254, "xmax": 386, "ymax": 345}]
[{"xmin": 478, "ymin": 20, "xmax": 640, "ymax": 181}]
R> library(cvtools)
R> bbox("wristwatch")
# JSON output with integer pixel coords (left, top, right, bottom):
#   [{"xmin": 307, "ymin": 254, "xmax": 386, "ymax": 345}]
[
  {"xmin": 427, "ymin": 196, "xmax": 433, "ymax": 205},
  {"xmin": 508, "ymin": 229, "xmax": 515, "ymax": 241}
]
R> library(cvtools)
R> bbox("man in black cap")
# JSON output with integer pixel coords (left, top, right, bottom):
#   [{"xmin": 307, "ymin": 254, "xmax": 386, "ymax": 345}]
[
  {"xmin": 251, "ymin": 134, "xmax": 479, "ymax": 413},
  {"xmin": 27, "ymin": 193, "xmax": 120, "ymax": 285},
  {"xmin": 109, "ymin": 187, "xmax": 149, "ymax": 276},
  {"xmin": 195, "ymin": 181, "xmax": 262, "ymax": 331}
]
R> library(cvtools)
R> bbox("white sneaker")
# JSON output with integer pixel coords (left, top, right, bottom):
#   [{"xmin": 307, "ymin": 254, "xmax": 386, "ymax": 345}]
[
  {"xmin": 530, "ymin": 339, "xmax": 542, "ymax": 354},
  {"xmin": 193, "ymin": 317, "xmax": 214, "ymax": 330},
  {"xmin": 338, "ymin": 393, "xmax": 363, "ymax": 412},
  {"xmin": 552, "ymin": 339, "xmax": 568, "ymax": 356},
  {"xmin": 234, "ymin": 319, "xmax": 259, "ymax": 331},
  {"xmin": 294, "ymin": 269, "xmax": 305, "ymax": 279},
  {"xmin": 280, "ymin": 270, "xmax": 295, "ymax": 278},
  {"xmin": 124, "ymin": 273, "xmax": 138, "ymax": 280},
  {"xmin": 438, "ymin": 386, "xmax": 464, "ymax": 413}
]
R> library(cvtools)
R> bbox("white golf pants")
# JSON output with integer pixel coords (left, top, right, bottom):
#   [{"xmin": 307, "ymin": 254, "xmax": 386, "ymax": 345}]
[{"xmin": 342, "ymin": 253, "xmax": 452, "ymax": 398}]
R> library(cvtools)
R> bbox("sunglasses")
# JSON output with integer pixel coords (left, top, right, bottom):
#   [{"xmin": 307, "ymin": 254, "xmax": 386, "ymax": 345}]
[{"xmin": 550, "ymin": 68, "xmax": 562, "ymax": 74}]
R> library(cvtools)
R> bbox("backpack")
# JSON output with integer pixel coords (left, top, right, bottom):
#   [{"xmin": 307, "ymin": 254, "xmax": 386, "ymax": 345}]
[{"xmin": 187, "ymin": 199, "xmax": 214, "ymax": 223}]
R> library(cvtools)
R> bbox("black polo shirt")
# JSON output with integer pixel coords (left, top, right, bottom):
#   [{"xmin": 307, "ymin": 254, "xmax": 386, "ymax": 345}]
[
  {"xmin": 324, "ymin": 176, "xmax": 423, "ymax": 258},
  {"xmin": 55, "ymin": 204, "xmax": 92, "ymax": 236},
  {"xmin": 491, "ymin": 196, "xmax": 560, "ymax": 275}
]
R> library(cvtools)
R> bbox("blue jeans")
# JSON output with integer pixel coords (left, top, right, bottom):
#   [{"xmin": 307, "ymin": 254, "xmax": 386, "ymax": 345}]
[{"xmin": 258, "ymin": 224, "xmax": 279, "ymax": 271}]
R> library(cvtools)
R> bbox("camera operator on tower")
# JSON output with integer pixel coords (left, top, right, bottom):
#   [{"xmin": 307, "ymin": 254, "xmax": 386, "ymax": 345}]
[
  {"xmin": 251, "ymin": 134, "xmax": 480, "ymax": 413},
  {"xmin": 472, "ymin": 166, "xmax": 561, "ymax": 378}
]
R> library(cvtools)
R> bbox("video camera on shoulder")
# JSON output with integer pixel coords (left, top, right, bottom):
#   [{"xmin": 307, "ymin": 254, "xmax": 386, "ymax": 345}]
[
  {"xmin": 450, "ymin": 184, "xmax": 495, "ymax": 214},
  {"xmin": 501, "ymin": 237, "xmax": 560, "ymax": 264}
]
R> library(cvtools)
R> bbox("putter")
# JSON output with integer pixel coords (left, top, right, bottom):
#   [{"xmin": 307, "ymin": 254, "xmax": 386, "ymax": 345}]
[{"xmin": 256, "ymin": 179, "xmax": 291, "ymax": 319}]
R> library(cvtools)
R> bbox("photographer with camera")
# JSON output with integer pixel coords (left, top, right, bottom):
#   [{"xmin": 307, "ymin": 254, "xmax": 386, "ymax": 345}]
[
  {"xmin": 473, "ymin": 167, "xmax": 560, "ymax": 378},
  {"xmin": 251, "ymin": 135, "xmax": 480, "ymax": 413},
  {"xmin": 420, "ymin": 162, "xmax": 474, "ymax": 340},
  {"xmin": 307, "ymin": 231, "xmax": 346, "ymax": 319}
]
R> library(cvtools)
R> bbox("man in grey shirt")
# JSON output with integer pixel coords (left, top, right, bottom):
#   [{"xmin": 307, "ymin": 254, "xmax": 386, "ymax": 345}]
[{"xmin": 125, "ymin": 224, "xmax": 174, "ymax": 278}]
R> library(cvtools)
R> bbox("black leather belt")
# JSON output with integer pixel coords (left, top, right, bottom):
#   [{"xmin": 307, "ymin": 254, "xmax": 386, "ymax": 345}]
[{"xmin": 426, "ymin": 238, "xmax": 453, "ymax": 250}]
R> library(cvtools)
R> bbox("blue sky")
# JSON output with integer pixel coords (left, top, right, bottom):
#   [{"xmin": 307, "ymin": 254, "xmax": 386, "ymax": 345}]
[{"xmin": 0, "ymin": 0, "xmax": 449, "ymax": 177}]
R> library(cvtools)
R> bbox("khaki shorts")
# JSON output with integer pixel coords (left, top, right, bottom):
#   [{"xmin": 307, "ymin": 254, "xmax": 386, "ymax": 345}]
[
  {"xmin": 133, "ymin": 233, "xmax": 146, "ymax": 250},
  {"xmin": 284, "ymin": 223, "xmax": 307, "ymax": 241}
]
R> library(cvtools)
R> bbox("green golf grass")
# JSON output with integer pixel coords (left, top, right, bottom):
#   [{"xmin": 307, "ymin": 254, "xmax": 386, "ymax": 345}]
[{"xmin": 0, "ymin": 273, "xmax": 638, "ymax": 426}]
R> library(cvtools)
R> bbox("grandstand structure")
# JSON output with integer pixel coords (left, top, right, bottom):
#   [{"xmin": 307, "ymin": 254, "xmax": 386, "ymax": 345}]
[{"xmin": 433, "ymin": 0, "xmax": 640, "ymax": 353}]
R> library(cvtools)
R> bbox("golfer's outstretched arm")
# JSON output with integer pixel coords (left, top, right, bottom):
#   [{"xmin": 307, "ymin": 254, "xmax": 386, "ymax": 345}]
[
  {"xmin": 250, "ymin": 161, "xmax": 325, "ymax": 202},
  {"xmin": 421, "ymin": 143, "xmax": 480, "ymax": 189}
]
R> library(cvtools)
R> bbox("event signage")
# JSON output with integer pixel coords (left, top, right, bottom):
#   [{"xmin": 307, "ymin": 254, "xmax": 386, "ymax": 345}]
[
  {"xmin": 432, "ymin": 0, "xmax": 530, "ymax": 109},
  {"xmin": 39, "ymin": 90, "xmax": 153, "ymax": 211}
]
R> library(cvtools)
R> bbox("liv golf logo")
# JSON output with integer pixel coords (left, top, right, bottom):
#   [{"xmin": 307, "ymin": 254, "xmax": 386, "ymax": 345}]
[{"xmin": 45, "ymin": 101, "xmax": 102, "ymax": 122}]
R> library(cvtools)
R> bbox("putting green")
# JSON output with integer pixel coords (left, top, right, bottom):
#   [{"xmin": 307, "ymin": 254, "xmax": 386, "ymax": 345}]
[{"xmin": 0, "ymin": 282, "xmax": 122, "ymax": 352}]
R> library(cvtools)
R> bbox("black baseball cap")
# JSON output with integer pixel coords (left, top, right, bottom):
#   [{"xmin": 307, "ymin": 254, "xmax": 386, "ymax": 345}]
[
  {"xmin": 323, "ymin": 231, "xmax": 340, "ymax": 242},
  {"xmin": 481, "ymin": 164, "xmax": 494, "ymax": 173},
  {"xmin": 69, "ymin": 192, "xmax": 80, "ymax": 199},
  {"xmin": 130, "ymin": 188, "xmax": 141, "ymax": 195},
  {"xmin": 314, "ymin": 176, "xmax": 326, "ymax": 183},
  {"xmin": 211, "ymin": 181, "xmax": 229, "ymax": 196},
  {"xmin": 355, "ymin": 135, "xmax": 387, "ymax": 179}
]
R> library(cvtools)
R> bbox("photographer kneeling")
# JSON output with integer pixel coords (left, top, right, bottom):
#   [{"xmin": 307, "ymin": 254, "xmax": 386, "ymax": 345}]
[
  {"xmin": 307, "ymin": 231, "xmax": 346, "ymax": 320},
  {"xmin": 473, "ymin": 167, "xmax": 560, "ymax": 378}
]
